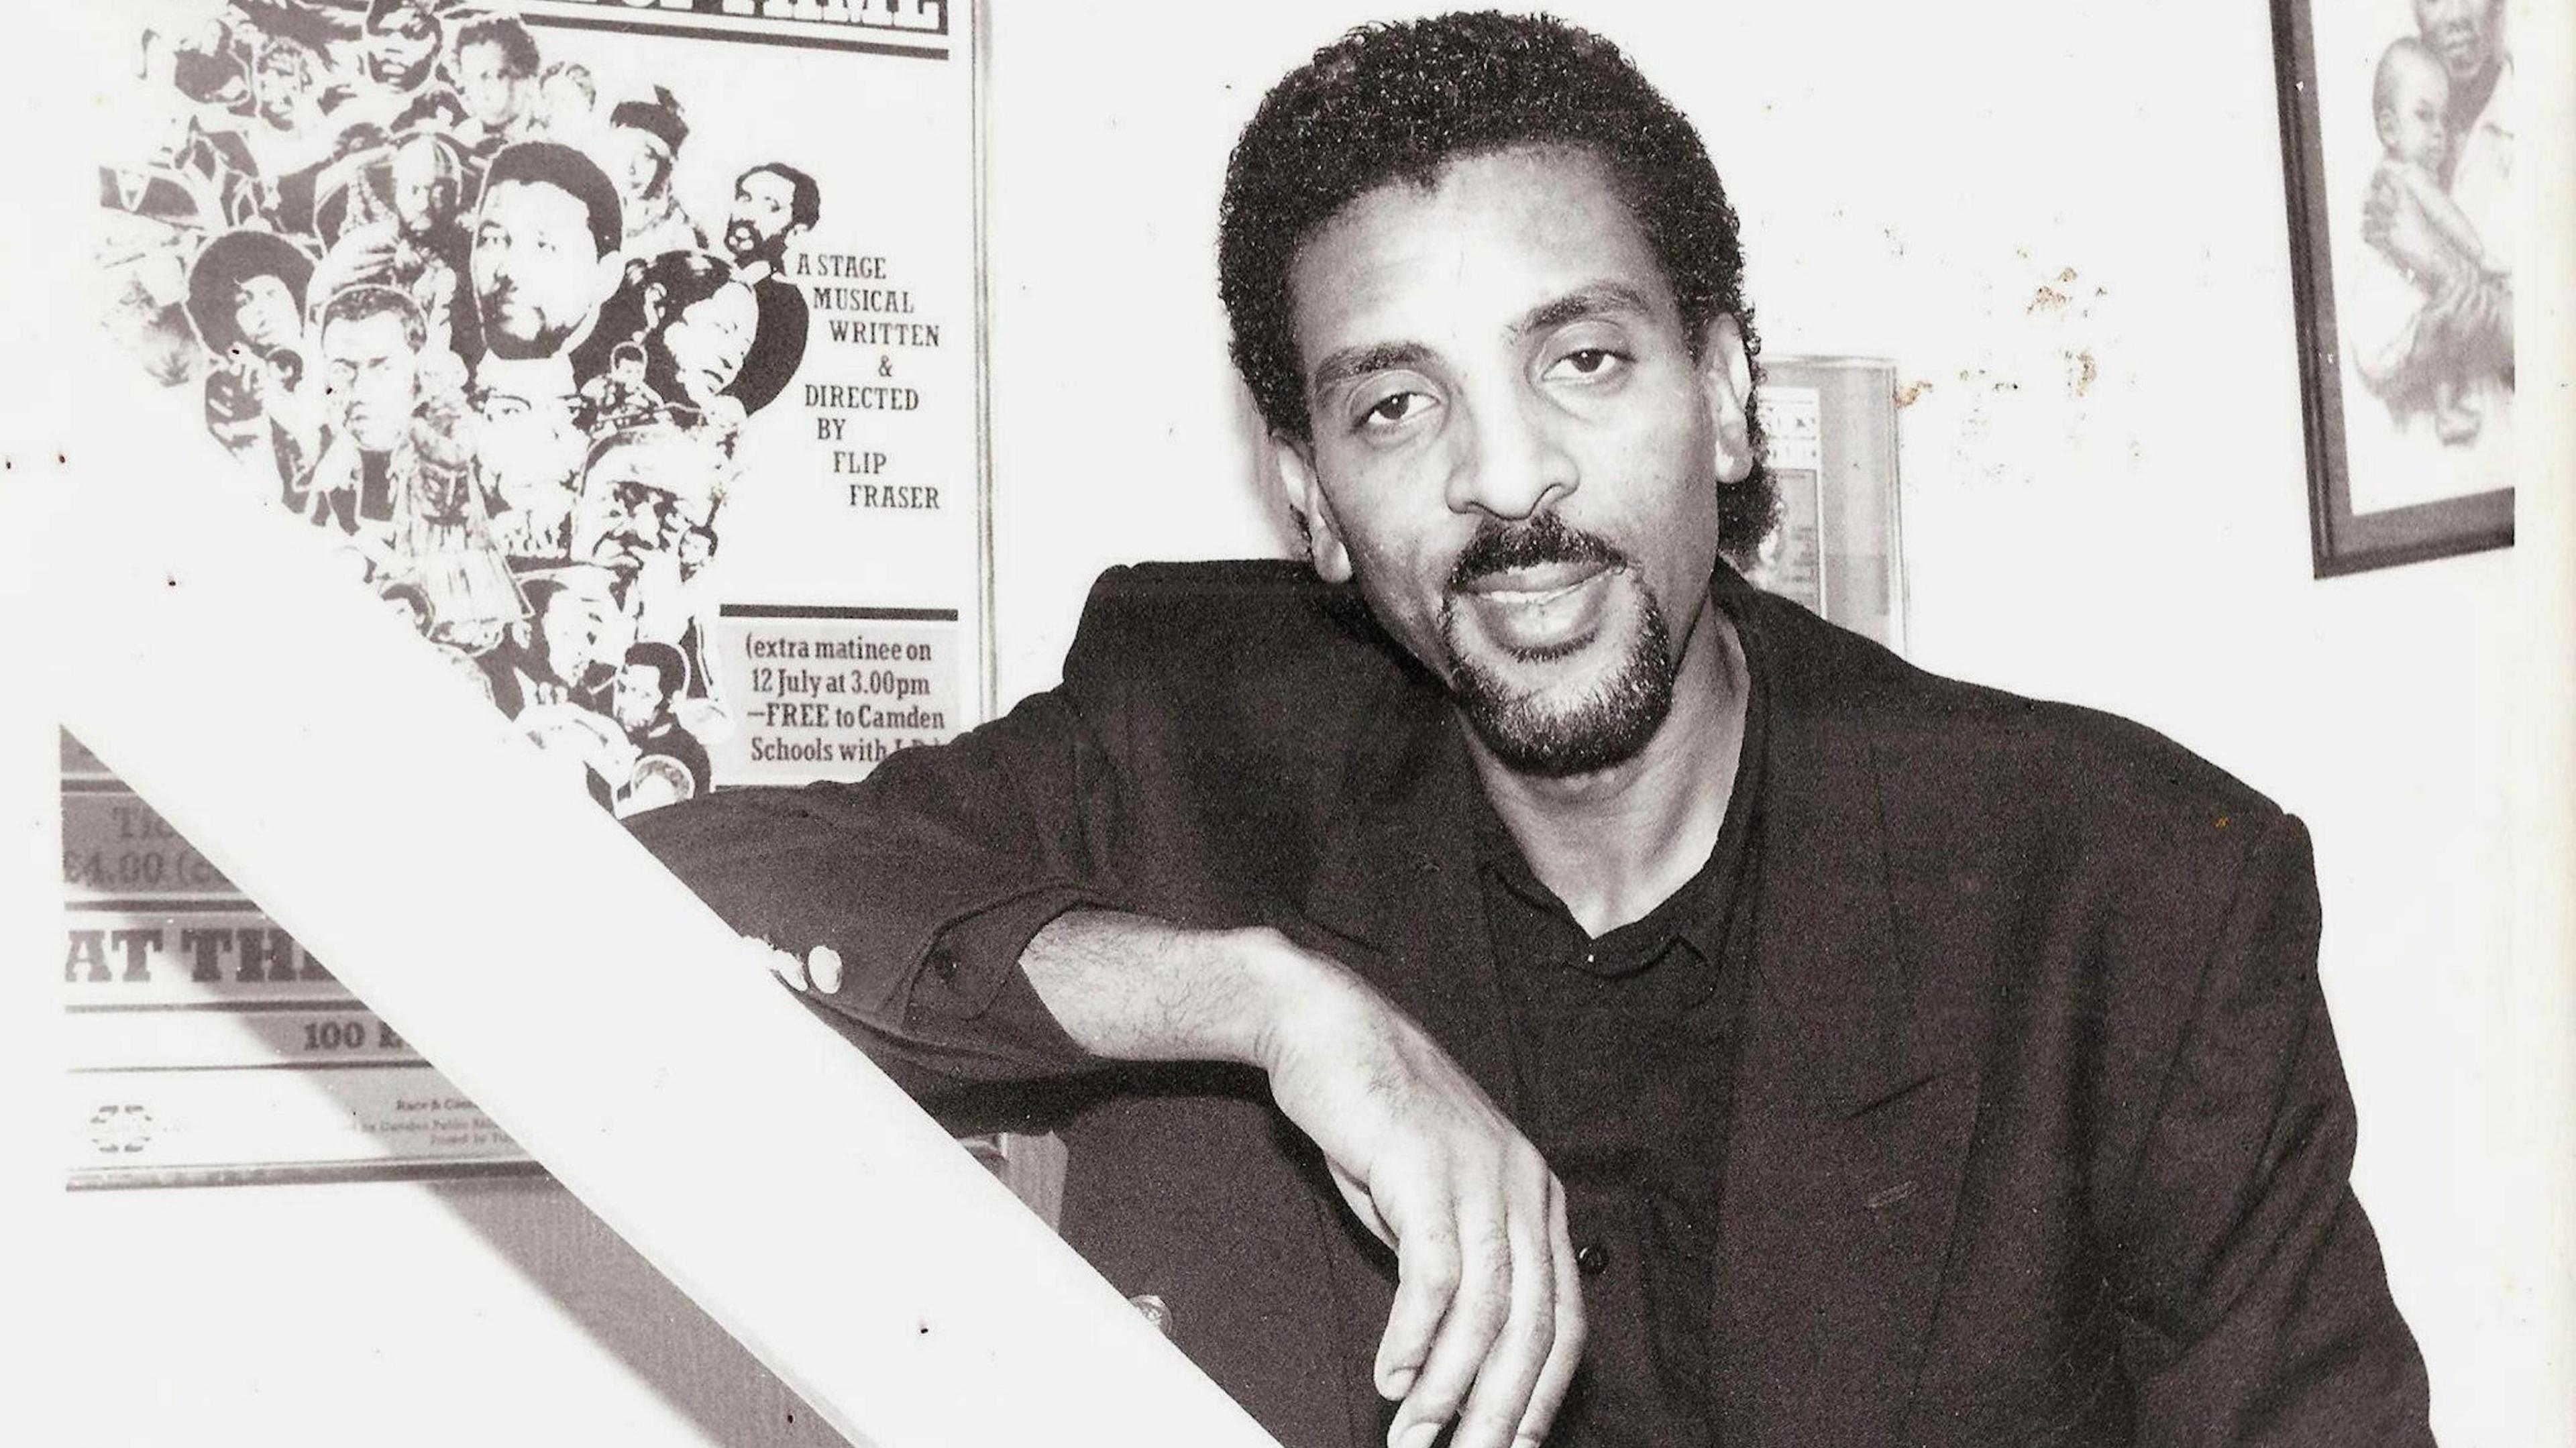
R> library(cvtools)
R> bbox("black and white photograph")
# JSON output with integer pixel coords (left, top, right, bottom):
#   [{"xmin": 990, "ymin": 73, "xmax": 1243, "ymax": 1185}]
[{"xmin": 9, "ymin": 2, "xmax": 2572, "ymax": 1447}]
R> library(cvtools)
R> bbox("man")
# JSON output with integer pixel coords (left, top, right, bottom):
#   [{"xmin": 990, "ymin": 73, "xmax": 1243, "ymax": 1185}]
[
  {"xmin": 610, "ymin": 640, "xmax": 712, "ymax": 816},
  {"xmin": 292, "ymin": 285, "xmax": 517, "ymax": 641},
  {"xmin": 471, "ymin": 141, "xmax": 622, "ymax": 370},
  {"xmin": 468, "ymin": 136, "xmax": 623, "ymax": 525},
  {"xmin": 481, "ymin": 563, "xmax": 625, "ymax": 715},
  {"xmin": 297, "ymin": 283, "xmax": 427, "ymax": 544},
  {"xmin": 568, "ymin": 423, "xmax": 726, "ymax": 690},
  {"xmin": 717, "ymin": 162, "xmax": 818, "ymax": 414},
  {"xmin": 482, "ymin": 563, "xmax": 637, "ymax": 806},
  {"xmin": 362, "ymin": 1, "xmax": 444, "ymax": 96},
  {"xmin": 313, "ymin": 131, "xmax": 477, "ymax": 360},
  {"xmin": 451, "ymin": 13, "xmax": 540, "ymax": 162},
  {"xmin": 633, "ymin": 14, "xmax": 2430, "ymax": 1448}
]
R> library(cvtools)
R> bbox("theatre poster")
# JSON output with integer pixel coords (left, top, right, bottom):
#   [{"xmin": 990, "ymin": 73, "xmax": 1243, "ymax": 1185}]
[{"xmin": 72, "ymin": 0, "xmax": 991, "ymax": 1185}]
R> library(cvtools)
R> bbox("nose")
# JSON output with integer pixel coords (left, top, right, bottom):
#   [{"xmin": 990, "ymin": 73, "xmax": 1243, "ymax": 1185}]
[{"xmin": 1444, "ymin": 384, "xmax": 1576, "ymax": 520}]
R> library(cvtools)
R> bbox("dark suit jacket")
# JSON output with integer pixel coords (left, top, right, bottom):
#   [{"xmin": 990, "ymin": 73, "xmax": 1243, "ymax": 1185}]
[{"xmin": 631, "ymin": 560, "xmax": 2431, "ymax": 1447}]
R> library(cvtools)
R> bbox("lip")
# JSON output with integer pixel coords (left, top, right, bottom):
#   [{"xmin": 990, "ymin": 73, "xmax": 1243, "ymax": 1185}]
[
  {"xmin": 1457, "ymin": 559, "xmax": 1608, "ymax": 599},
  {"xmin": 1453, "ymin": 563, "xmax": 1615, "ymax": 658}
]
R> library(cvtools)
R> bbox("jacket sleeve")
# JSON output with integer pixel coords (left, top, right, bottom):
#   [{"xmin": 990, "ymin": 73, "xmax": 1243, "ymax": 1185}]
[
  {"xmin": 623, "ymin": 584, "xmax": 1144, "ymax": 1102},
  {"xmin": 2107, "ymin": 812, "xmax": 2435, "ymax": 1445}
]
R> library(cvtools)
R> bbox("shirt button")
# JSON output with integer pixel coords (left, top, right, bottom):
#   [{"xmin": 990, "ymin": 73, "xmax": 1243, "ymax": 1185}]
[
  {"xmin": 1574, "ymin": 1241, "xmax": 1609, "ymax": 1277},
  {"xmin": 926, "ymin": 946, "xmax": 959, "ymax": 984}
]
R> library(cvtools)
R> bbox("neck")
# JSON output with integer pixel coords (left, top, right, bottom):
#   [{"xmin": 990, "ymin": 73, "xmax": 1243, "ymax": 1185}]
[{"xmin": 1464, "ymin": 594, "xmax": 1749, "ymax": 936}]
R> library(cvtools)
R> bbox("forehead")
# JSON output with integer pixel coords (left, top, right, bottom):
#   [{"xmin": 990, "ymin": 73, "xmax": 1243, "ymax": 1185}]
[
  {"xmin": 391, "ymin": 140, "xmax": 445, "ymax": 182},
  {"xmin": 481, "ymin": 178, "xmax": 589, "ymax": 236},
  {"xmin": 1285, "ymin": 146, "xmax": 1673, "ymax": 376},
  {"xmin": 739, "ymin": 171, "xmax": 794, "ymax": 206},
  {"xmin": 2390, "ymin": 49, "xmax": 2449, "ymax": 90},
  {"xmin": 231, "ymin": 271, "xmax": 290, "ymax": 298},
  {"xmin": 684, "ymin": 283, "xmax": 757, "ymax": 326},
  {"xmin": 321, "ymin": 309, "xmax": 409, "ymax": 356},
  {"xmin": 590, "ymin": 440, "xmax": 698, "ymax": 493}
]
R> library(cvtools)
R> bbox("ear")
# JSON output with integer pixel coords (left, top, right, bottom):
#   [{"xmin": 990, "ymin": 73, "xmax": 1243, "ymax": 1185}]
[
  {"xmin": 1699, "ymin": 313, "xmax": 1757, "ymax": 485},
  {"xmin": 1269, "ymin": 435, "xmax": 1353, "ymax": 584}
]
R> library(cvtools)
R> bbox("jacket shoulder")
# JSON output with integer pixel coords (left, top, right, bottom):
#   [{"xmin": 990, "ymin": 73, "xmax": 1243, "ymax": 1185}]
[
  {"xmin": 1747, "ymin": 590, "xmax": 2287, "ymax": 835},
  {"xmin": 1063, "ymin": 559, "xmax": 1417, "ymax": 729}
]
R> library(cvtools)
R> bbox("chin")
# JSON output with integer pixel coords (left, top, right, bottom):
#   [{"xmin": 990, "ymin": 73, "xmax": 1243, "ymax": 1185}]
[{"xmin": 1447, "ymin": 606, "xmax": 1676, "ymax": 779}]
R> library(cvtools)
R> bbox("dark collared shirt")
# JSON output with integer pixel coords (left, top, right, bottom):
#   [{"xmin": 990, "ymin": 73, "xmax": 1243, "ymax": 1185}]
[{"xmin": 1450, "ymin": 620, "xmax": 1769, "ymax": 1446}]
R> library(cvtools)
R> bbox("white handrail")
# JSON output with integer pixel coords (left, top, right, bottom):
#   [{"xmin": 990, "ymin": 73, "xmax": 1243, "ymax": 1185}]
[{"xmin": 40, "ymin": 377, "xmax": 1278, "ymax": 1448}]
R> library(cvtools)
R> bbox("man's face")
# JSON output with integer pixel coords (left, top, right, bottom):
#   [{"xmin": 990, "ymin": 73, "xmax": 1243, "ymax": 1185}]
[
  {"xmin": 389, "ymin": 137, "xmax": 450, "ymax": 235},
  {"xmin": 724, "ymin": 170, "xmax": 800, "ymax": 266},
  {"xmin": 367, "ymin": 11, "xmax": 438, "ymax": 83},
  {"xmin": 458, "ymin": 41, "xmax": 529, "ymax": 129},
  {"xmin": 657, "ymin": 282, "xmax": 758, "ymax": 402},
  {"xmin": 572, "ymin": 437, "xmax": 704, "ymax": 575},
  {"xmin": 2413, "ymin": 0, "xmax": 2503, "ymax": 83},
  {"xmin": 473, "ymin": 178, "xmax": 600, "ymax": 359},
  {"xmin": 231, "ymin": 272, "xmax": 300, "ymax": 353},
  {"xmin": 1274, "ymin": 146, "xmax": 1753, "ymax": 777},
  {"xmin": 320, "ymin": 309, "xmax": 421, "ymax": 453},
  {"xmin": 612, "ymin": 663, "xmax": 665, "ymax": 731},
  {"xmin": 535, "ymin": 582, "xmax": 627, "ymax": 689}
]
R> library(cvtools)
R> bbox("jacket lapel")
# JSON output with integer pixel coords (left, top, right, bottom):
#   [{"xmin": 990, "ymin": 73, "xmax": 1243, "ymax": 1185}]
[
  {"xmin": 1714, "ymin": 595, "xmax": 1981, "ymax": 1448},
  {"xmin": 1291, "ymin": 671, "xmax": 1522, "ymax": 1113}
]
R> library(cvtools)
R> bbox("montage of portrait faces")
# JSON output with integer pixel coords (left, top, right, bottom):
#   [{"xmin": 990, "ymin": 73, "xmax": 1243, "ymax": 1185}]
[{"xmin": 78, "ymin": 0, "xmax": 987, "ymax": 1182}]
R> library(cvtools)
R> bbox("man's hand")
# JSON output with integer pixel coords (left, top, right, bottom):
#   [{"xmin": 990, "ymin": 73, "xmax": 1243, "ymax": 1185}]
[
  {"xmin": 748, "ymin": 916, "xmax": 1585, "ymax": 1448},
  {"xmin": 1250, "ymin": 943, "xmax": 1583, "ymax": 1448}
]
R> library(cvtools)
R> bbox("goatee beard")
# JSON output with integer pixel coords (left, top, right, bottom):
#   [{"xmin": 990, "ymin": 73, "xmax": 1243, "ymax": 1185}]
[{"xmin": 1435, "ymin": 514, "xmax": 1676, "ymax": 778}]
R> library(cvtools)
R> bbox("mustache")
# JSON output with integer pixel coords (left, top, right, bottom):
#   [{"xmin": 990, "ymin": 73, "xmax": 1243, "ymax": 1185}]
[{"xmin": 1446, "ymin": 512, "xmax": 1627, "ymax": 592}]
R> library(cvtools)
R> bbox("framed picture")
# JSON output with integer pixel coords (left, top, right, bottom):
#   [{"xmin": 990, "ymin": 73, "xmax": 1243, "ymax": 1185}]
[{"xmin": 2270, "ymin": 0, "xmax": 2515, "ymax": 576}]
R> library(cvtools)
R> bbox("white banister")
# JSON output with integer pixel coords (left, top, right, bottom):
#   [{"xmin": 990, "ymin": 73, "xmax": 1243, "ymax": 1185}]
[{"xmin": 38, "ymin": 361, "xmax": 1278, "ymax": 1448}]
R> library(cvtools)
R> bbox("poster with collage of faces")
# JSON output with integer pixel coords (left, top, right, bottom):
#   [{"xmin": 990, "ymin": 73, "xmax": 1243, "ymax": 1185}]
[{"xmin": 75, "ymin": 0, "xmax": 987, "ymax": 1182}]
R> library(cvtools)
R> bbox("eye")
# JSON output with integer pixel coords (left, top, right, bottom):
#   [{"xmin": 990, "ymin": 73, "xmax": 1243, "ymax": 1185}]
[
  {"xmin": 1360, "ymin": 390, "xmax": 1432, "ymax": 429},
  {"xmin": 1548, "ymin": 347, "xmax": 1627, "ymax": 381}
]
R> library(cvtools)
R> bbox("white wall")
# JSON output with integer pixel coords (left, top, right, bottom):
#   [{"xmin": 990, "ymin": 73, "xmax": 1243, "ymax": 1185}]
[{"xmin": 34, "ymin": 2, "xmax": 2572, "ymax": 1445}]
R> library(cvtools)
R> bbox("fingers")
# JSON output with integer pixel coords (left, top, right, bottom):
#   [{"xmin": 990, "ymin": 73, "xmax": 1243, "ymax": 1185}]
[
  {"xmin": 1382, "ymin": 1153, "xmax": 1567, "ymax": 1448},
  {"xmin": 1514, "ymin": 1182, "xmax": 1585, "ymax": 1448},
  {"xmin": 1439, "ymin": 1193, "xmax": 1554, "ymax": 1448},
  {"xmin": 1385, "ymin": 1208, "xmax": 1496, "ymax": 1448}
]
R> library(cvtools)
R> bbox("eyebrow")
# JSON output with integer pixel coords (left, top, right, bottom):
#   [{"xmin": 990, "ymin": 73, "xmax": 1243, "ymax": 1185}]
[
  {"xmin": 1303, "ymin": 282, "xmax": 1663, "ymax": 398},
  {"xmin": 1515, "ymin": 282, "xmax": 1659, "ymax": 339}
]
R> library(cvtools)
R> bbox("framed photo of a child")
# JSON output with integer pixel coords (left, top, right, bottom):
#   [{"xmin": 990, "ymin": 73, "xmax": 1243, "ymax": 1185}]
[{"xmin": 2271, "ymin": 0, "xmax": 2516, "ymax": 576}]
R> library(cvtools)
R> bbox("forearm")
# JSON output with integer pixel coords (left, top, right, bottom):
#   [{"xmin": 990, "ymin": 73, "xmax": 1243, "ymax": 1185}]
[{"xmin": 1020, "ymin": 909, "xmax": 1313, "ymax": 1069}]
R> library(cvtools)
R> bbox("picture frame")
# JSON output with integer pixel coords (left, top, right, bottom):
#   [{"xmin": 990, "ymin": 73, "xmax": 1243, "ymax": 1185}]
[{"xmin": 2269, "ymin": 0, "xmax": 2515, "ymax": 577}]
